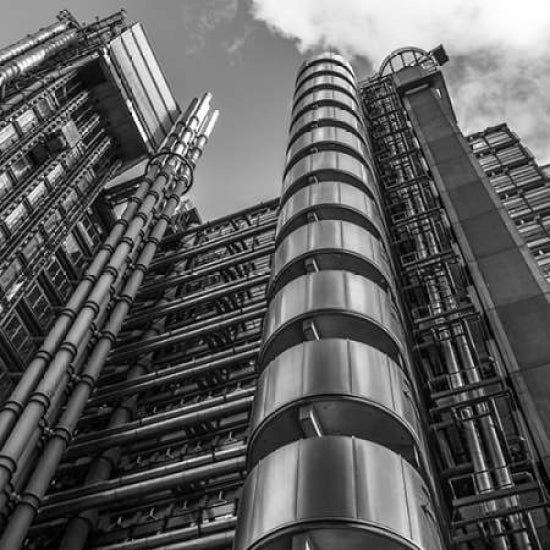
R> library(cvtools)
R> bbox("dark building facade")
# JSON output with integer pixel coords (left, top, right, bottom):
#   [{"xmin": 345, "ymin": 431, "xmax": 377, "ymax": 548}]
[{"xmin": 0, "ymin": 11, "xmax": 550, "ymax": 550}]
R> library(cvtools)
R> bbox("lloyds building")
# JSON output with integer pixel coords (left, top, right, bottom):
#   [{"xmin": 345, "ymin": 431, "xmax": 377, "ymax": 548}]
[{"xmin": 0, "ymin": 9, "xmax": 549, "ymax": 550}]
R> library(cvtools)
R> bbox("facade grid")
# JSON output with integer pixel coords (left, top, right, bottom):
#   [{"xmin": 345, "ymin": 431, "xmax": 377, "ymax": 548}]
[{"xmin": 0, "ymin": 10, "xmax": 549, "ymax": 550}]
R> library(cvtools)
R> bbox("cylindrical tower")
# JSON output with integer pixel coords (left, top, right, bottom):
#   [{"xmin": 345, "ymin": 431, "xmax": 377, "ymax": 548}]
[{"xmin": 235, "ymin": 52, "xmax": 446, "ymax": 550}]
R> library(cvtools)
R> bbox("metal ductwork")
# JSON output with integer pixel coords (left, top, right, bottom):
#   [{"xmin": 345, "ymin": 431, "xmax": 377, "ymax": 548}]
[
  {"xmin": 234, "ymin": 51, "xmax": 446, "ymax": 550},
  {"xmin": 0, "ymin": 21, "xmax": 69, "ymax": 66},
  {"xmin": 0, "ymin": 29, "xmax": 79, "ymax": 89}
]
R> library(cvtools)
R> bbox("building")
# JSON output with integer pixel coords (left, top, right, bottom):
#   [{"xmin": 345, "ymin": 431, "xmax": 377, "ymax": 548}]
[
  {"xmin": 0, "ymin": 9, "xmax": 198, "ymax": 397},
  {"xmin": 0, "ymin": 10, "xmax": 549, "ymax": 550}
]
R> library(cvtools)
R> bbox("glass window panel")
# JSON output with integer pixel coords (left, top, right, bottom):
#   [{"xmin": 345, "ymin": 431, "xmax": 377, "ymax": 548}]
[
  {"xmin": 0, "ymin": 124, "xmax": 18, "ymax": 153},
  {"xmin": 16, "ymin": 109, "xmax": 39, "ymax": 133},
  {"xmin": 26, "ymin": 181, "xmax": 46, "ymax": 207},
  {"xmin": 21, "ymin": 233, "xmax": 43, "ymax": 261},
  {"xmin": 11, "ymin": 156, "xmax": 32, "ymax": 181},
  {"xmin": 35, "ymin": 98, "xmax": 53, "ymax": 119},
  {"xmin": 0, "ymin": 171, "xmax": 13, "ymax": 198},
  {"xmin": 46, "ymin": 163, "xmax": 64, "ymax": 186},
  {"xmin": 5, "ymin": 203, "xmax": 28, "ymax": 232},
  {"xmin": 62, "ymin": 189, "xmax": 78, "ymax": 212},
  {"xmin": 0, "ymin": 258, "xmax": 23, "ymax": 299}
]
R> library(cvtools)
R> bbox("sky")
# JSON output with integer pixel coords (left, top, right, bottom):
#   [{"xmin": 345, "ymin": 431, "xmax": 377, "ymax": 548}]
[{"xmin": 1, "ymin": 0, "xmax": 549, "ymax": 221}]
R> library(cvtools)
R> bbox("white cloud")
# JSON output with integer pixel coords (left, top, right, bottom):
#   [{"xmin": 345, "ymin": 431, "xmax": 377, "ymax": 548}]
[
  {"xmin": 181, "ymin": 0, "xmax": 239, "ymax": 53},
  {"xmin": 250, "ymin": 0, "xmax": 550, "ymax": 162}
]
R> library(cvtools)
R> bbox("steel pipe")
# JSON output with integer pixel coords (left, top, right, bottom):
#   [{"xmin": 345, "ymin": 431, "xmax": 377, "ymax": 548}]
[
  {"xmin": 162, "ymin": 197, "xmax": 279, "ymax": 244},
  {"xmin": 110, "ymin": 303, "xmax": 266, "ymax": 361},
  {"xmin": 91, "ymin": 344, "xmax": 259, "ymax": 405},
  {"xmin": 129, "ymin": 273, "xmax": 270, "ymax": 325},
  {"xmin": 0, "ymin": 101, "xmax": 198, "ymax": 449},
  {"xmin": 38, "ymin": 455, "xmax": 245, "ymax": 518},
  {"xmin": 140, "ymin": 243, "xmax": 274, "ymax": 296},
  {"xmin": 65, "ymin": 394, "xmax": 253, "ymax": 457},
  {"xmin": 44, "ymin": 445, "xmax": 245, "ymax": 510},
  {"xmin": 150, "ymin": 220, "xmax": 277, "ymax": 270},
  {"xmin": 91, "ymin": 518, "xmax": 236, "ymax": 550},
  {"xmin": 0, "ymin": 96, "xmax": 211, "ymax": 514},
  {"xmin": 0, "ymin": 21, "xmax": 68, "ymax": 65},
  {"xmin": 0, "ymin": 29, "xmax": 79, "ymax": 88}
]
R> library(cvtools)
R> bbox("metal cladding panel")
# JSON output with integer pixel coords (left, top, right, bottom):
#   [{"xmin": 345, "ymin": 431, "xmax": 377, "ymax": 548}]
[
  {"xmin": 234, "ymin": 437, "xmax": 443, "ymax": 550},
  {"xmin": 292, "ymin": 89, "xmax": 360, "ymax": 121},
  {"xmin": 286, "ymin": 126, "xmax": 367, "ymax": 170},
  {"xmin": 108, "ymin": 23, "xmax": 179, "ymax": 152},
  {"xmin": 270, "ymin": 220, "xmax": 391, "ymax": 294},
  {"xmin": 297, "ymin": 52, "xmax": 355, "ymax": 76},
  {"xmin": 248, "ymin": 339, "xmax": 421, "ymax": 467},
  {"xmin": 260, "ymin": 270, "xmax": 404, "ymax": 366},
  {"xmin": 295, "ymin": 73, "xmax": 358, "ymax": 103},
  {"xmin": 282, "ymin": 150, "xmax": 376, "ymax": 202},
  {"xmin": 296, "ymin": 63, "xmax": 356, "ymax": 90},
  {"xmin": 276, "ymin": 181, "xmax": 382, "ymax": 242},
  {"xmin": 290, "ymin": 106, "xmax": 365, "ymax": 144}
]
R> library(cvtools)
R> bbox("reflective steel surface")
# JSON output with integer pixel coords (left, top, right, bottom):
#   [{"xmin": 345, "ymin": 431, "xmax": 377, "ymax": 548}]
[
  {"xmin": 235, "ymin": 437, "xmax": 444, "ymax": 550},
  {"xmin": 270, "ymin": 219, "xmax": 391, "ymax": 295},
  {"xmin": 236, "ymin": 51, "xmax": 445, "ymax": 550},
  {"xmin": 249, "ymin": 339, "xmax": 422, "ymax": 466},
  {"xmin": 276, "ymin": 180, "xmax": 382, "ymax": 242}
]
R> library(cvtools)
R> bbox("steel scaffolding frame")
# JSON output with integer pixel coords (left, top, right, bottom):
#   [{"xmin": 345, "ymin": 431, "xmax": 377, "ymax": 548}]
[{"xmin": 361, "ymin": 75, "xmax": 550, "ymax": 549}]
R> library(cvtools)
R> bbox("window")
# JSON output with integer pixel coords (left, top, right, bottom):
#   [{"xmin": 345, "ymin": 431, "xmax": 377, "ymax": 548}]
[
  {"xmin": 61, "ymin": 189, "xmax": 78, "ymax": 213},
  {"xmin": 26, "ymin": 182, "xmax": 46, "ymax": 208},
  {"xmin": 46, "ymin": 257, "xmax": 72, "ymax": 299},
  {"xmin": 4, "ymin": 203, "xmax": 28, "ymax": 233},
  {"xmin": 21, "ymin": 233, "xmax": 44, "ymax": 262},
  {"xmin": 16, "ymin": 109, "xmax": 38, "ymax": 134},
  {"xmin": 0, "ymin": 258, "xmax": 23, "ymax": 301},
  {"xmin": 43, "ymin": 210, "xmax": 62, "ymax": 235},
  {"xmin": 25, "ymin": 282, "xmax": 54, "ymax": 331},
  {"xmin": 35, "ymin": 98, "xmax": 53, "ymax": 119},
  {"xmin": 0, "ymin": 124, "xmax": 18, "ymax": 153},
  {"xmin": 64, "ymin": 233, "xmax": 87, "ymax": 273},
  {"xmin": 10, "ymin": 155, "xmax": 32, "ymax": 181},
  {"xmin": 2, "ymin": 310, "xmax": 35, "ymax": 361},
  {"xmin": 46, "ymin": 163, "xmax": 64, "ymax": 186}
]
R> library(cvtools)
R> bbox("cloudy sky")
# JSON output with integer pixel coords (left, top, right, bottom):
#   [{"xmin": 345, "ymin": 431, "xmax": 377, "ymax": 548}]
[{"xmin": 1, "ymin": 0, "xmax": 549, "ymax": 220}]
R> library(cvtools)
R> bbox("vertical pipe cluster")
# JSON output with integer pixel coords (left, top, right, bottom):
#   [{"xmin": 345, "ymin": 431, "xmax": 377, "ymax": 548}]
[
  {"xmin": 0, "ymin": 93, "xmax": 218, "ymax": 549},
  {"xmin": 234, "ymin": 53, "xmax": 445, "ymax": 550}
]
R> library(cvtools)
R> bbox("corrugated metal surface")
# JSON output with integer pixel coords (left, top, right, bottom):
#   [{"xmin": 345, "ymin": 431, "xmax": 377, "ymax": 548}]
[{"xmin": 108, "ymin": 23, "xmax": 179, "ymax": 151}]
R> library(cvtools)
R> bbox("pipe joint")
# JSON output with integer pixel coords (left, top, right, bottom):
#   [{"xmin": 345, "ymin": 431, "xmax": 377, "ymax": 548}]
[
  {"xmin": 157, "ymin": 211, "xmax": 172, "ymax": 224},
  {"xmin": 35, "ymin": 348, "xmax": 53, "ymax": 363},
  {"xmin": 59, "ymin": 306, "xmax": 78, "ymax": 320},
  {"xmin": 59, "ymin": 340, "xmax": 79, "ymax": 358},
  {"xmin": 102, "ymin": 265, "xmax": 119, "ymax": 279},
  {"xmin": 0, "ymin": 456, "xmax": 17, "ymax": 477},
  {"xmin": 134, "ymin": 210, "xmax": 149, "ymax": 224},
  {"xmin": 79, "ymin": 372, "xmax": 98, "ymax": 389},
  {"xmin": 19, "ymin": 491, "xmax": 41, "ymax": 512},
  {"xmin": 133, "ymin": 262, "xmax": 149, "ymax": 274},
  {"xmin": 127, "ymin": 194, "xmax": 143, "ymax": 207},
  {"xmin": 120, "ymin": 235, "xmax": 134, "ymax": 248},
  {"xmin": 52, "ymin": 425, "xmax": 73, "ymax": 445},
  {"xmin": 0, "ymin": 401, "xmax": 23, "ymax": 417},
  {"xmin": 81, "ymin": 272, "xmax": 98, "ymax": 285},
  {"xmin": 146, "ymin": 233, "xmax": 161, "ymax": 246},
  {"xmin": 165, "ymin": 191, "xmax": 181, "ymax": 203},
  {"xmin": 100, "ymin": 328, "xmax": 120, "ymax": 345}
]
